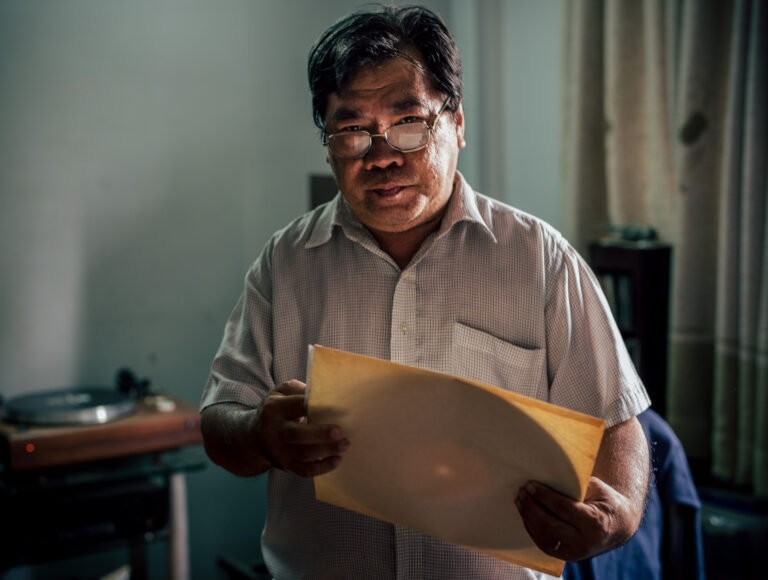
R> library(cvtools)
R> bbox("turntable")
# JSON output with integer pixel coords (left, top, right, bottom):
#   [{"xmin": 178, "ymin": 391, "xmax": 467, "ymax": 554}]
[
  {"xmin": 0, "ymin": 371, "xmax": 202, "ymax": 471},
  {"xmin": 0, "ymin": 371, "xmax": 204, "ymax": 579}
]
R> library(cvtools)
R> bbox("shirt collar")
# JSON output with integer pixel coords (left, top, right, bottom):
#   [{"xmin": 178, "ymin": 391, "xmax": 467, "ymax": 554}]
[
  {"xmin": 304, "ymin": 171, "xmax": 496, "ymax": 249},
  {"xmin": 436, "ymin": 172, "xmax": 497, "ymax": 243},
  {"xmin": 305, "ymin": 191, "xmax": 364, "ymax": 249}
]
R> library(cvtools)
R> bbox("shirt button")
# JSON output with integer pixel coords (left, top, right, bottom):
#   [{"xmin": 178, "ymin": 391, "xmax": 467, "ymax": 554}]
[{"xmin": 400, "ymin": 322, "xmax": 409, "ymax": 334}]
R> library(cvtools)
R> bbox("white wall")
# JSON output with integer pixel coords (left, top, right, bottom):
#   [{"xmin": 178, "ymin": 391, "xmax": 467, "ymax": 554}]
[
  {"xmin": 0, "ymin": 1, "xmax": 561, "ymax": 578},
  {"xmin": 453, "ymin": 0, "xmax": 563, "ymax": 227}
]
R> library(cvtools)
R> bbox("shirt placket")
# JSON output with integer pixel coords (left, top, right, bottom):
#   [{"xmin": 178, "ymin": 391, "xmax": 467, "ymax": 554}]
[
  {"xmin": 390, "ymin": 269, "xmax": 418, "ymax": 366},
  {"xmin": 390, "ymin": 268, "xmax": 423, "ymax": 578}
]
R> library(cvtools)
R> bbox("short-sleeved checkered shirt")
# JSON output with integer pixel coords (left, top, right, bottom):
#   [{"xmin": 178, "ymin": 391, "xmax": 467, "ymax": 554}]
[{"xmin": 202, "ymin": 173, "xmax": 650, "ymax": 580}]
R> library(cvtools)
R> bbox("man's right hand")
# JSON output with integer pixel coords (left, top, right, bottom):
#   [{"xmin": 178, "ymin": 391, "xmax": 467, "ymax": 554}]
[
  {"xmin": 255, "ymin": 380, "xmax": 350, "ymax": 477},
  {"xmin": 201, "ymin": 380, "xmax": 349, "ymax": 478}
]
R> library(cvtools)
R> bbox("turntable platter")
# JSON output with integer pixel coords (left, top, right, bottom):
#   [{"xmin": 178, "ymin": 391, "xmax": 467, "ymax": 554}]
[{"xmin": 2, "ymin": 388, "xmax": 136, "ymax": 426}]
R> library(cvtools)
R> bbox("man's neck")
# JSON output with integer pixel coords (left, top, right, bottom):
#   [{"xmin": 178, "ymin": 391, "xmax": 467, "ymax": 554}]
[{"xmin": 370, "ymin": 212, "xmax": 444, "ymax": 270}]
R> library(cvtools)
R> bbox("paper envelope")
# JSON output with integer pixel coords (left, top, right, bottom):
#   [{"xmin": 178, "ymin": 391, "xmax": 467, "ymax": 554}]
[{"xmin": 306, "ymin": 345, "xmax": 605, "ymax": 576}]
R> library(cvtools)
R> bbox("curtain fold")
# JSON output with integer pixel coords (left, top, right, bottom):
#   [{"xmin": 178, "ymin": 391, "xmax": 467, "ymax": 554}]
[
  {"xmin": 709, "ymin": 0, "xmax": 767, "ymax": 490},
  {"xmin": 561, "ymin": 0, "xmax": 609, "ymax": 256},
  {"xmin": 712, "ymin": 0, "xmax": 748, "ymax": 483},
  {"xmin": 668, "ymin": 0, "xmax": 731, "ymax": 462},
  {"xmin": 562, "ymin": 0, "xmax": 768, "ymax": 496},
  {"xmin": 604, "ymin": 0, "xmax": 678, "ymax": 241}
]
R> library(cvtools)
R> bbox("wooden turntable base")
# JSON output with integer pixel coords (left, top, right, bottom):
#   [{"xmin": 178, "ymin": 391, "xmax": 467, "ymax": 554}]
[{"xmin": 0, "ymin": 395, "xmax": 202, "ymax": 471}]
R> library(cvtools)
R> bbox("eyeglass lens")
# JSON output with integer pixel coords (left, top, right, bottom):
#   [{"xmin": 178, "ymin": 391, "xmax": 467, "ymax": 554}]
[{"xmin": 329, "ymin": 123, "xmax": 430, "ymax": 158}]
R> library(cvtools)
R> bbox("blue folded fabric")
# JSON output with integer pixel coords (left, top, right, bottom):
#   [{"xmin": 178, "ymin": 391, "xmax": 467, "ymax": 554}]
[{"xmin": 563, "ymin": 409, "xmax": 704, "ymax": 580}]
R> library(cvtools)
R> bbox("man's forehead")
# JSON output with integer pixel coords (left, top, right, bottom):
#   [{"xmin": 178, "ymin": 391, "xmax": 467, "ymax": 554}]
[
  {"xmin": 328, "ymin": 94, "xmax": 430, "ymax": 119},
  {"xmin": 325, "ymin": 58, "xmax": 441, "ymax": 121}
]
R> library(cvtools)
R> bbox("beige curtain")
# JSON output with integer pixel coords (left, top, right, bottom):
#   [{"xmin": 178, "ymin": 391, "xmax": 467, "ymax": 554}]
[{"xmin": 562, "ymin": 0, "xmax": 768, "ymax": 496}]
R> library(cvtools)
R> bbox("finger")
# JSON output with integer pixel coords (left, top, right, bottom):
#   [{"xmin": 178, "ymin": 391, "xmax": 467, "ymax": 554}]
[
  {"xmin": 273, "ymin": 437, "xmax": 348, "ymax": 477},
  {"xmin": 274, "ymin": 380, "xmax": 306, "ymax": 397},
  {"xmin": 292, "ymin": 455, "xmax": 343, "ymax": 478},
  {"xmin": 516, "ymin": 500, "xmax": 577, "ymax": 559},
  {"xmin": 522, "ymin": 482, "xmax": 590, "ymax": 522},
  {"xmin": 516, "ymin": 489, "xmax": 574, "ymax": 543},
  {"xmin": 279, "ymin": 421, "xmax": 345, "ymax": 445},
  {"xmin": 290, "ymin": 438, "xmax": 350, "ymax": 463},
  {"xmin": 263, "ymin": 394, "xmax": 308, "ymax": 422}
]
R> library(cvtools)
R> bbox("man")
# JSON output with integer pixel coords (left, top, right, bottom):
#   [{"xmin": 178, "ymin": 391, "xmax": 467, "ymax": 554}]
[{"xmin": 201, "ymin": 5, "xmax": 650, "ymax": 579}]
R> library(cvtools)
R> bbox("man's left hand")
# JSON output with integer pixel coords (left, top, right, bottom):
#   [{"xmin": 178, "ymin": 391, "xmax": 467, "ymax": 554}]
[
  {"xmin": 515, "ymin": 416, "xmax": 649, "ymax": 561},
  {"xmin": 515, "ymin": 475, "xmax": 637, "ymax": 561}
]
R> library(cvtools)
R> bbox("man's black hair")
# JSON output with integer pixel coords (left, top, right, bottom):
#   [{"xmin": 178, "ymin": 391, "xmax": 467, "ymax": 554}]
[{"xmin": 307, "ymin": 4, "xmax": 463, "ymax": 130}]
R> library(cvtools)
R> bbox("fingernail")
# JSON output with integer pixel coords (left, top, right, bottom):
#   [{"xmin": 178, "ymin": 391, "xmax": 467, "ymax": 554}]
[
  {"xmin": 332, "ymin": 456, "xmax": 342, "ymax": 467},
  {"xmin": 526, "ymin": 483, "xmax": 537, "ymax": 495},
  {"xmin": 338, "ymin": 440, "xmax": 350, "ymax": 452},
  {"xmin": 330, "ymin": 428, "xmax": 343, "ymax": 441}
]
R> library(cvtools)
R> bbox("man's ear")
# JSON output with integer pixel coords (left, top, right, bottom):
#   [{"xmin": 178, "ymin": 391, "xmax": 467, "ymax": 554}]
[{"xmin": 454, "ymin": 102, "xmax": 466, "ymax": 149}]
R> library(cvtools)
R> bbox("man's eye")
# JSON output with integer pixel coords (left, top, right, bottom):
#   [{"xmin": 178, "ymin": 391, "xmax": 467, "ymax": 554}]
[
  {"xmin": 397, "ymin": 116, "xmax": 422, "ymax": 125},
  {"xmin": 338, "ymin": 126, "xmax": 362, "ymax": 133}
]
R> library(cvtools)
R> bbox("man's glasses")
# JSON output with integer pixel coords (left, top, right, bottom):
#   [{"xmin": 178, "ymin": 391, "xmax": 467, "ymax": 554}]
[{"xmin": 322, "ymin": 98, "xmax": 450, "ymax": 159}]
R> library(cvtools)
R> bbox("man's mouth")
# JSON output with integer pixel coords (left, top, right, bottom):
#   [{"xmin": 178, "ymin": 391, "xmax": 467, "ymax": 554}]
[{"xmin": 370, "ymin": 184, "xmax": 408, "ymax": 197}]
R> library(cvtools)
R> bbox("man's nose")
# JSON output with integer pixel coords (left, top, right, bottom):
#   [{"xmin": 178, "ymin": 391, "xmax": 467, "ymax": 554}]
[{"xmin": 364, "ymin": 134, "xmax": 405, "ymax": 170}]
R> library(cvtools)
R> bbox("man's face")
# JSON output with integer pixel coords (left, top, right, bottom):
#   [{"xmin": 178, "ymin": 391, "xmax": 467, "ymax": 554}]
[{"xmin": 324, "ymin": 58, "xmax": 465, "ymax": 239}]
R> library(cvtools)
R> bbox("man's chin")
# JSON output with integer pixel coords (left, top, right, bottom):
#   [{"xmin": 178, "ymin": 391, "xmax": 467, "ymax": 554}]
[
  {"xmin": 361, "ymin": 208, "xmax": 422, "ymax": 232},
  {"xmin": 365, "ymin": 211, "xmax": 448, "ymax": 240}
]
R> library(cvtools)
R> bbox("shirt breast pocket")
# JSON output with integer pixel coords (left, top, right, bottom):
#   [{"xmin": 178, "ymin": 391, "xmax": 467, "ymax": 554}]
[{"xmin": 451, "ymin": 322, "xmax": 546, "ymax": 400}]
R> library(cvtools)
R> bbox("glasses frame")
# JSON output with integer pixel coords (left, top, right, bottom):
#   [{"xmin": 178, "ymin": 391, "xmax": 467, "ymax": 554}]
[{"xmin": 322, "ymin": 97, "xmax": 451, "ymax": 159}]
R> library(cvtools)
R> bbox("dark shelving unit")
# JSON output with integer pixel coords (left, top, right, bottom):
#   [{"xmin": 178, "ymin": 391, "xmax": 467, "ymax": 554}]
[{"xmin": 588, "ymin": 239, "xmax": 672, "ymax": 418}]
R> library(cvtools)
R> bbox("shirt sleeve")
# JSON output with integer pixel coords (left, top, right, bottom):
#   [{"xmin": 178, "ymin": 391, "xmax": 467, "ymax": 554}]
[
  {"xmin": 200, "ymin": 241, "xmax": 277, "ymax": 412},
  {"xmin": 543, "ymin": 232, "xmax": 650, "ymax": 427}
]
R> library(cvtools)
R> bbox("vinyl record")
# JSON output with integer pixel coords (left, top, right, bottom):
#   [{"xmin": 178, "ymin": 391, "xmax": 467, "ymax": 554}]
[
  {"xmin": 2, "ymin": 387, "xmax": 136, "ymax": 426},
  {"xmin": 315, "ymin": 370, "xmax": 578, "ymax": 550}
]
